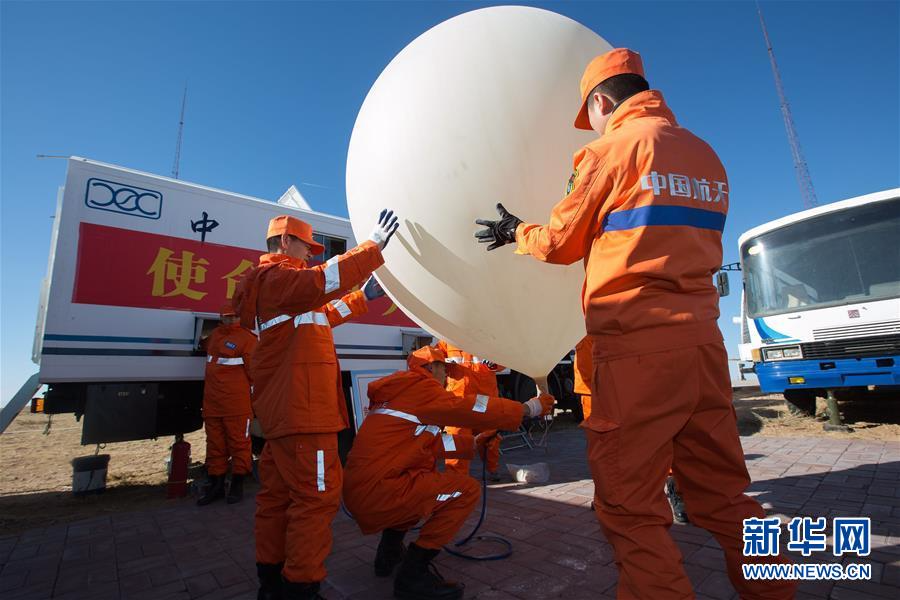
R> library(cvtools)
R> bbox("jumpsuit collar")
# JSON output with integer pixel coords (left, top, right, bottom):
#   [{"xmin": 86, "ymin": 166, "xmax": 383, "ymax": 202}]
[
  {"xmin": 605, "ymin": 90, "xmax": 677, "ymax": 135},
  {"xmin": 259, "ymin": 253, "xmax": 306, "ymax": 268}
]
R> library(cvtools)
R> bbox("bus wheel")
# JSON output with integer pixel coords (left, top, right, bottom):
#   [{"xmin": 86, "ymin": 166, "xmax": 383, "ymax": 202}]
[{"xmin": 784, "ymin": 390, "xmax": 816, "ymax": 417}]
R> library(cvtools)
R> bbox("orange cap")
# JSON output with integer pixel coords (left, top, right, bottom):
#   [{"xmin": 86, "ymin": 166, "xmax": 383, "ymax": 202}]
[
  {"xmin": 220, "ymin": 303, "xmax": 237, "ymax": 318},
  {"xmin": 266, "ymin": 215, "xmax": 325, "ymax": 255},
  {"xmin": 574, "ymin": 48, "xmax": 645, "ymax": 130},
  {"xmin": 407, "ymin": 345, "xmax": 447, "ymax": 370}
]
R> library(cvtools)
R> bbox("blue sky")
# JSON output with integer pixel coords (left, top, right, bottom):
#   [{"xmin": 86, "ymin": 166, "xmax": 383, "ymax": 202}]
[{"xmin": 2, "ymin": 1, "xmax": 898, "ymax": 402}]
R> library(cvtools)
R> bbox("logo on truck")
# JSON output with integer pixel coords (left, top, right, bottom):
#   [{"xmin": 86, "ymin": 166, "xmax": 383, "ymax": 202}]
[{"xmin": 85, "ymin": 178, "xmax": 162, "ymax": 219}]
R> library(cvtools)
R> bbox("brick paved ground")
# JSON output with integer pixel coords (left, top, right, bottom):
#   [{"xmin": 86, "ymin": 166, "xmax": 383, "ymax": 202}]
[{"xmin": 1, "ymin": 430, "xmax": 897, "ymax": 599}]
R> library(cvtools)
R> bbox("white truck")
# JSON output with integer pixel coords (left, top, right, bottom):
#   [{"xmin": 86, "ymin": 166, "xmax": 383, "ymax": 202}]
[
  {"xmin": 21, "ymin": 157, "xmax": 436, "ymax": 446},
  {"xmin": 3, "ymin": 157, "xmax": 582, "ymax": 445},
  {"xmin": 730, "ymin": 188, "xmax": 900, "ymax": 420}
]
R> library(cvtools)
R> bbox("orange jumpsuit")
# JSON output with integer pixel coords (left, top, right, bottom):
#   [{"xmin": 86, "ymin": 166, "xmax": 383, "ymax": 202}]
[
  {"xmin": 515, "ymin": 90, "xmax": 795, "ymax": 598},
  {"xmin": 234, "ymin": 242, "xmax": 383, "ymax": 584},
  {"xmin": 202, "ymin": 323, "xmax": 257, "ymax": 476},
  {"xmin": 573, "ymin": 336, "xmax": 592, "ymax": 420},
  {"xmin": 343, "ymin": 369, "xmax": 525, "ymax": 548},
  {"xmin": 436, "ymin": 341, "xmax": 504, "ymax": 475}
]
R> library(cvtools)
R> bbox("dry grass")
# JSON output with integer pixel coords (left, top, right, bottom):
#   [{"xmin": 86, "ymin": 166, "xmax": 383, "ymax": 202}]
[{"xmin": 0, "ymin": 411, "xmax": 208, "ymax": 534}]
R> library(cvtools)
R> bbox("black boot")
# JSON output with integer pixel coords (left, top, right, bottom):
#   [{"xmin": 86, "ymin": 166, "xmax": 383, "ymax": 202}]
[
  {"xmin": 256, "ymin": 562, "xmax": 283, "ymax": 600},
  {"xmin": 197, "ymin": 474, "xmax": 225, "ymax": 506},
  {"xmin": 394, "ymin": 543, "xmax": 464, "ymax": 600},
  {"xmin": 226, "ymin": 474, "xmax": 244, "ymax": 504},
  {"xmin": 282, "ymin": 579, "xmax": 324, "ymax": 600},
  {"xmin": 665, "ymin": 476, "xmax": 689, "ymax": 524},
  {"xmin": 375, "ymin": 528, "xmax": 407, "ymax": 577}
]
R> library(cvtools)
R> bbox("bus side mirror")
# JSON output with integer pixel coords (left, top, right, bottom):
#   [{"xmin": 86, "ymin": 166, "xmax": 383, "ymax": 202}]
[{"xmin": 716, "ymin": 271, "xmax": 730, "ymax": 297}]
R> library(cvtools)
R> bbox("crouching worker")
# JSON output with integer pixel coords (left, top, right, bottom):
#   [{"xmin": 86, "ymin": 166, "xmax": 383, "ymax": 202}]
[
  {"xmin": 198, "ymin": 303, "xmax": 257, "ymax": 505},
  {"xmin": 436, "ymin": 340, "xmax": 505, "ymax": 481},
  {"xmin": 343, "ymin": 345, "xmax": 555, "ymax": 600}
]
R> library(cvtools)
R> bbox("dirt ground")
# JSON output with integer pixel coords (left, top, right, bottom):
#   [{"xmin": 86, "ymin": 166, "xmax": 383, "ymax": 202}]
[
  {"xmin": 730, "ymin": 387, "xmax": 900, "ymax": 439},
  {"xmin": 0, "ymin": 411, "xmax": 209, "ymax": 535},
  {"xmin": 1, "ymin": 389, "xmax": 898, "ymax": 536}
]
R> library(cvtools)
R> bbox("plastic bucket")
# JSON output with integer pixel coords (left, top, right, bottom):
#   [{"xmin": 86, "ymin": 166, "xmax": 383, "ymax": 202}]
[{"xmin": 72, "ymin": 454, "xmax": 110, "ymax": 495}]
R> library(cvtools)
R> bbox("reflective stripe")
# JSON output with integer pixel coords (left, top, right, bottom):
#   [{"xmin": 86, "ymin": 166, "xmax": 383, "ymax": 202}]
[
  {"xmin": 207, "ymin": 355, "xmax": 244, "ymax": 365},
  {"xmin": 316, "ymin": 450, "xmax": 325, "ymax": 492},
  {"xmin": 294, "ymin": 312, "xmax": 329, "ymax": 327},
  {"xmin": 245, "ymin": 418, "xmax": 250, "ymax": 438},
  {"xmin": 446, "ymin": 356, "xmax": 486, "ymax": 365},
  {"xmin": 370, "ymin": 407, "xmax": 422, "ymax": 425},
  {"xmin": 603, "ymin": 205, "xmax": 726, "ymax": 233},
  {"xmin": 472, "ymin": 394, "xmax": 489, "ymax": 413},
  {"xmin": 324, "ymin": 257, "xmax": 341, "ymax": 293},
  {"xmin": 414, "ymin": 424, "xmax": 440, "ymax": 437},
  {"xmin": 259, "ymin": 314, "xmax": 292, "ymax": 331},
  {"xmin": 259, "ymin": 312, "xmax": 329, "ymax": 332},
  {"xmin": 436, "ymin": 491, "xmax": 462, "ymax": 502},
  {"xmin": 216, "ymin": 357, "xmax": 244, "ymax": 365},
  {"xmin": 330, "ymin": 299, "xmax": 351, "ymax": 318},
  {"xmin": 441, "ymin": 433, "xmax": 456, "ymax": 452}
]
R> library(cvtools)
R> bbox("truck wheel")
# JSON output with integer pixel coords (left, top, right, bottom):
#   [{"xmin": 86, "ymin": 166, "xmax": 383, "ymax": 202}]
[{"xmin": 784, "ymin": 391, "xmax": 816, "ymax": 417}]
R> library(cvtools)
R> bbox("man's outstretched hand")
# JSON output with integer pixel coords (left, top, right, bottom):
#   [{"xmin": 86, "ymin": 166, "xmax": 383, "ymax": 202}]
[{"xmin": 474, "ymin": 203, "xmax": 522, "ymax": 251}]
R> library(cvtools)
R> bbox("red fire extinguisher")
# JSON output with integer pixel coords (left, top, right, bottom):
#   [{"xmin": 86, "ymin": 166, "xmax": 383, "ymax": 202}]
[{"xmin": 167, "ymin": 434, "xmax": 191, "ymax": 499}]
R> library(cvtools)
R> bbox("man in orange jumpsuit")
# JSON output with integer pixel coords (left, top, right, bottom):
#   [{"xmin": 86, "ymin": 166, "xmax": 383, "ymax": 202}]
[
  {"xmin": 476, "ymin": 49, "xmax": 796, "ymax": 599},
  {"xmin": 343, "ymin": 345, "xmax": 554, "ymax": 600},
  {"xmin": 436, "ymin": 340, "xmax": 504, "ymax": 479},
  {"xmin": 198, "ymin": 303, "xmax": 257, "ymax": 505},
  {"xmin": 234, "ymin": 210, "xmax": 398, "ymax": 600}
]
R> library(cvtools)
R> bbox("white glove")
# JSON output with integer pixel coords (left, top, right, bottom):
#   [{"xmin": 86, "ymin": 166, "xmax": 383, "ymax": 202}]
[
  {"xmin": 523, "ymin": 397, "xmax": 543, "ymax": 418},
  {"xmin": 368, "ymin": 209, "xmax": 400, "ymax": 250},
  {"xmin": 523, "ymin": 394, "xmax": 555, "ymax": 418}
]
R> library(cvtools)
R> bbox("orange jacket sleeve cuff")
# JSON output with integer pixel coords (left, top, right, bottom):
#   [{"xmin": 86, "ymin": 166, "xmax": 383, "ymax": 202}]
[{"xmin": 325, "ymin": 289, "xmax": 369, "ymax": 327}]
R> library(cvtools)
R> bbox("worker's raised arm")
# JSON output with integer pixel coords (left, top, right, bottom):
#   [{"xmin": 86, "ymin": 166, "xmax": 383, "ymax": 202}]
[
  {"xmin": 236, "ymin": 211, "xmax": 400, "ymax": 326},
  {"xmin": 474, "ymin": 150, "xmax": 611, "ymax": 264},
  {"xmin": 267, "ymin": 242, "xmax": 384, "ymax": 315},
  {"xmin": 514, "ymin": 149, "xmax": 612, "ymax": 264},
  {"xmin": 271, "ymin": 209, "xmax": 399, "ymax": 313}
]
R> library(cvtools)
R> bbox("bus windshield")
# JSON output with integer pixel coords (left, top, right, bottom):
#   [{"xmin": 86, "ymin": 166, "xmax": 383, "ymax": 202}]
[{"xmin": 741, "ymin": 196, "xmax": 900, "ymax": 319}]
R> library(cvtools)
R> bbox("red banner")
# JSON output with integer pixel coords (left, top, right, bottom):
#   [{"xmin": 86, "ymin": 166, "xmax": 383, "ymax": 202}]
[{"xmin": 72, "ymin": 222, "xmax": 416, "ymax": 327}]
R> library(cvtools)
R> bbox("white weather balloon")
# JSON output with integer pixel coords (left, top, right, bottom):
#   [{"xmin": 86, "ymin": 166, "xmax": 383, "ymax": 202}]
[{"xmin": 347, "ymin": 6, "xmax": 611, "ymax": 378}]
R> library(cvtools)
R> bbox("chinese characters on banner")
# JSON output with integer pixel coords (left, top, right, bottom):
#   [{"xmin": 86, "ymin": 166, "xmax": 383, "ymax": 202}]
[{"xmin": 73, "ymin": 222, "xmax": 416, "ymax": 326}]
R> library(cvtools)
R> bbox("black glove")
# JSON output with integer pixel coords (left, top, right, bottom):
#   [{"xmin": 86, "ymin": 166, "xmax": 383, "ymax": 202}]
[
  {"xmin": 363, "ymin": 275, "xmax": 385, "ymax": 301},
  {"xmin": 481, "ymin": 360, "xmax": 496, "ymax": 369},
  {"xmin": 474, "ymin": 203, "xmax": 523, "ymax": 251}
]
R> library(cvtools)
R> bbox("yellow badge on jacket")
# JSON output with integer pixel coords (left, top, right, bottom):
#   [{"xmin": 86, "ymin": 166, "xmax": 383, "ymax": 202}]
[{"xmin": 566, "ymin": 169, "xmax": 580, "ymax": 195}]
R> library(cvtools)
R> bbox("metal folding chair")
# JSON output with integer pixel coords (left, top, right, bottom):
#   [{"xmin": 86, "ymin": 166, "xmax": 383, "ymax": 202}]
[{"xmin": 498, "ymin": 424, "xmax": 533, "ymax": 453}]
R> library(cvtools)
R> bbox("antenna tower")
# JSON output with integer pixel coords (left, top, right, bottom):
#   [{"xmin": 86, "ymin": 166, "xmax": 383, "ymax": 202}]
[
  {"xmin": 756, "ymin": 2, "xmax": 818, "ymax": 208},
  {"xmin": 172, "ymin": 86, "xmax": 187, "ymax": 179}
]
